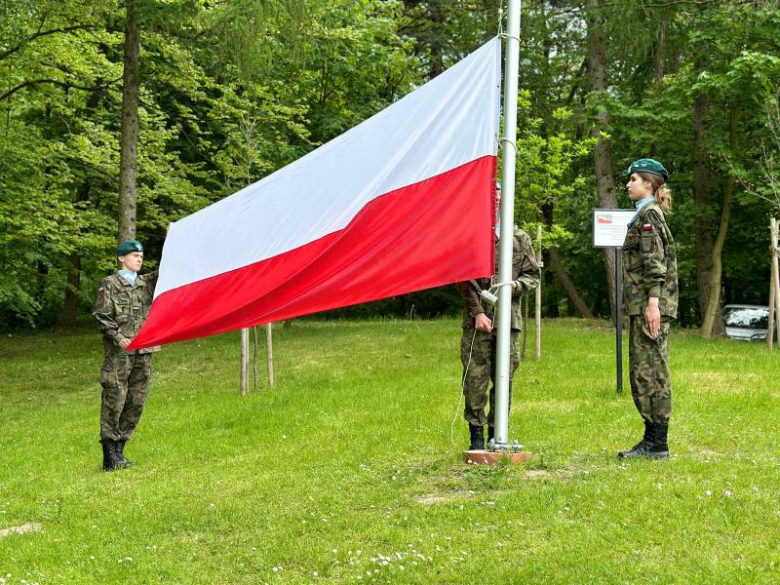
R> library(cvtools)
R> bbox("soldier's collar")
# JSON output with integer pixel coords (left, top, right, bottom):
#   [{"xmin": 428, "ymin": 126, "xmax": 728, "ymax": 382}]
[
  {"xmin": 634, "ymin": 196, "xmax": 655, "ymax": 211},
  {"xmin": 116, "ymin": 270, "xmax": 144, "ymax": 287}
]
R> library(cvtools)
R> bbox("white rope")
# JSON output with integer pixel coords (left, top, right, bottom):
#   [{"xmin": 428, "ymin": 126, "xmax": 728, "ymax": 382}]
[
  {"xmin": 490, "ymin": 280, "xmax": 514, "ymax": 292},
  {"xmin": 499, "ymin": 137, "xmax": 517, "ymax": 154},
  {"xmin": 499, "ymin": 32, "xmax": 521, "ymax": 44},
  {"xmin": 450, "ymin": 328, "xmax": 479, "ymax": 446}
]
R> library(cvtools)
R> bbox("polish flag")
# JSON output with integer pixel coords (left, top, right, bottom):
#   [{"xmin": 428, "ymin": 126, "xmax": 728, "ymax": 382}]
[{"xmin": 130, "ymin": 38, "xmax": 501, "ymax": 349}]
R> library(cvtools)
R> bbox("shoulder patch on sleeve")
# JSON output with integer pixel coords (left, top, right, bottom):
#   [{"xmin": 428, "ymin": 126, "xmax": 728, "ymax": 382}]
[{"xmin": 646, "ymin": 208, "xmax": 666, "ymax": 225}]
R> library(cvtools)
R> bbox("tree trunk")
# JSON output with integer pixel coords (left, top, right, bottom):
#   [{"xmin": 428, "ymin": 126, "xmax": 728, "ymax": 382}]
[
  {"xmin": 693, "ymin": 53, "xmax": 715, "ymax": 325},
  {"xmin": 650, "ymin": 12, "xmax": 670, "ymax": 158},
  {"xmin": 540, "ymin": 201, "xmax": 559, "ymax": 317},
  {"xmin": 701, "ymin": 107, "xmax": 737, "ymax": 338},
  {"xmin": 548, "ymin": 247, "xmax": 594, "ymax": 318},
  {"xmin": 59, "ymin": 252, "xmax": 81, "ymax": 327},
  {"xmin": 118, "ymin": 0, "xmax": 140, "ymax": 242},
  {"xmin": 654, "ymin": 12, "xmax": 669, "ymax": 88},
  {"xmin": 700, "ymin": 178, "xmax": 733, "ymax": 338},
  {"xmin": 61, "ymin": 153, "xmax": 95, "ymax": 327},
  {"xmin": 35, "ymin": 259, "xmax": 49, "ymax": 313},
  {"xmin": 427, "ymin": 2, "xmax": 444, "ymax": 79},
  {"xmin": 585, "ymin": 0, "xmax": 619, "ymax": 323},
  {"xmin": 541, "ymin": 195, "xmax": 592, "ymax": 318}
]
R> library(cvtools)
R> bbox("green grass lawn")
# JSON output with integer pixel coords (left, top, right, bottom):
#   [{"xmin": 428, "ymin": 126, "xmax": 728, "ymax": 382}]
[{"xmin": 1, "ymin": 318, "xmax": 779, "ymax": 584}]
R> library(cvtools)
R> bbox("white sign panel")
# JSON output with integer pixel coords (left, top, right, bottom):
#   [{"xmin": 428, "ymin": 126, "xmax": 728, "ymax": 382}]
[{"xmin": 593, "ymin": 208, "xmax": 636, "ymax": 248}]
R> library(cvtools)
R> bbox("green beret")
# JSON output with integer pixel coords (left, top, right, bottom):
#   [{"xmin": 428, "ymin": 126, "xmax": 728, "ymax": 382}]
[
  {"xmin": 627, "ymin": 158, "xmax": 669, "ymax": 181},
  {"xmin": 116, "ymin": 240, "xmax": 144, "ymax": 256}
]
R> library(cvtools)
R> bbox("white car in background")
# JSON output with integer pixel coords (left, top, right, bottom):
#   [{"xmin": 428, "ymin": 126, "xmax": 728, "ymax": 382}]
[{"xmin": 723, "ymin": 304, "xmax": 771, "ymax": 341}]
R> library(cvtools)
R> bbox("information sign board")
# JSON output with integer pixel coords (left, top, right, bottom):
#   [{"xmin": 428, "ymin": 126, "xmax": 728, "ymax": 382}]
[{"xmin": 593, "ymin": 209, "xmax": 635, "ymax": 248}]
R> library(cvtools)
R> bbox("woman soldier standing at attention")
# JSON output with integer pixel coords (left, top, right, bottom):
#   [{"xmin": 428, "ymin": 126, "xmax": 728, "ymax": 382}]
[{"xmin": 618, "ymin": 159, "xmax": 678, "ymax": 459}]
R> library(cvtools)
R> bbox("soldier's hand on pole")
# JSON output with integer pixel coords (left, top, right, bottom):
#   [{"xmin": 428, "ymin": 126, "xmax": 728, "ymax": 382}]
[
  {"xmin": 475, "ymin": 313, "xmax": 493, "ymax": 332},
  {"xmin": 119, "ymin": 338, "xmax": 132, "ymax": 349}
]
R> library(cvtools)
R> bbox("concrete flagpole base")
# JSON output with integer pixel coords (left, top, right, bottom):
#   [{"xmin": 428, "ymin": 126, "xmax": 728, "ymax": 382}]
[{"xmin": 463, "ymin": 449, "xmax": 532, "ymax": 466}]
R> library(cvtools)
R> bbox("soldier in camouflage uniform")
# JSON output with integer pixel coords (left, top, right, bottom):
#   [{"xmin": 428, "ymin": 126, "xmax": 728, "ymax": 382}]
[
  {"xmin": 93, "ymin": 240, "xmax": 160, "ymax": 471},
  {"xmin": 618, "ymin": 159, "xmax": 678, "ymax": 460},
  {"xmin": 458, "ymin": 184, "xmax": 539, "ymax": 451}
]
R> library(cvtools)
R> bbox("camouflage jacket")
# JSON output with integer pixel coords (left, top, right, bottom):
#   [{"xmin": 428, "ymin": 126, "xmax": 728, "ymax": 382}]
[
  {"xmin": 622, "ymin": 202, "xmax": 678, "ymax": 318},
  {"xmin": 93, "ymin": 271, "xmax": 160, "ymax": 355},
  {"xmin": 458, "ymin": 228, "xmax": 540, "ymax": 330}
]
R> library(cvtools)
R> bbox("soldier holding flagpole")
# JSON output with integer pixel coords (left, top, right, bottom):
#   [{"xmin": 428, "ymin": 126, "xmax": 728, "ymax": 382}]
[{"xmin": 458, "ymin": 182, "xmax": 539, "ymax": 451}]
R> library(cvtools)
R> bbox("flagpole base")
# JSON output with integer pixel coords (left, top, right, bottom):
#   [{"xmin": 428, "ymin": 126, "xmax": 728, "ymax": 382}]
[{"xmin": 463, "ymin": 449, "xmax": 532, "ymax": 466}]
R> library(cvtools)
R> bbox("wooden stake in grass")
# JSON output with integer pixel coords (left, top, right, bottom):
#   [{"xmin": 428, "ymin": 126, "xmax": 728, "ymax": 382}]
[
  {"xmin": 240, "ymin": 328, "xmax": 249, "ymax": 396},
  {"xmin": 770, "ymin": 218, "xmax": 780, "ymax": 348},
  {"xmin": 769, "ymin": 261, "xmax": 775, "ymax": 351},
  {"xmin": 253, "ymin": 326, "xmax": 259, "ymax": 392},
  {"xmin": 521, "ymin": 296, "xmax": 528, "ymax": 359},
  {"xmin": 535, "ymin": 223, "xmax": 543, "ymax": 361},
  {"xmin": 769, "ymin": 218, "xmax": 776, "ymax": 351},
  {"xmin": 266, "ymin": 323, "xmax": 274, "ymax": 389},
  {"xmin": 241, "ymin": 324, "xmax": 274, "ymax": 393}
]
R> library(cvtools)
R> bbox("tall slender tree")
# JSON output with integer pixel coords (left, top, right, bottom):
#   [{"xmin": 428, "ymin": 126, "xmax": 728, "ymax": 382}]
[
  {"xmin": 585, "ymin": 0, "xmax": 619, "ymax": 322},
  {"xmin": 118, "ymin": 0, "xmax": 140, "ymax": 242}
]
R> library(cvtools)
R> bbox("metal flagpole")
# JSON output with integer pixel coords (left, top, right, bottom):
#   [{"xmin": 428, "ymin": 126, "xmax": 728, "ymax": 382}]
[{"xmin": 493, "ymin": 0, "xmax": 522, "ymax": 449}]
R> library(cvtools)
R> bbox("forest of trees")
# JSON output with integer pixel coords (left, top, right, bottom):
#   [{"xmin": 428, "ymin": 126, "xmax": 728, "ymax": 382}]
[{"xmin": 2, "ymin": 0, "xmax": 779, "ymax": 335}]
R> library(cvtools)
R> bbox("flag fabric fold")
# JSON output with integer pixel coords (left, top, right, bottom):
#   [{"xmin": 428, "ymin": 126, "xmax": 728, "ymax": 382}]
[{"xmin": 130, "ymin": 37, "xmax": 501, "ymax": 349}]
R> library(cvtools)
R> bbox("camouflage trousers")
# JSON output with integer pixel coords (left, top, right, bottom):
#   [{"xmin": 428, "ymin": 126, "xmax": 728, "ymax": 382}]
[
  {"xmin": 629, "ymin": 316, "xmax": 672, "ymax": 424},
  {"xmin": 460, "ymin": 328, "xmax": 520, "ymax": 427},
  {"xmin": 100, "ymin": 352, "xmax": 153, "ymax": 441}
]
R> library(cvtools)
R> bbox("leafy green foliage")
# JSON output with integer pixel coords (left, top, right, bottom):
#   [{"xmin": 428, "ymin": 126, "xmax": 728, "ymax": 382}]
[
  {"xmin": 2, "ymin": 0, "xmax": 779, "ymax": 327},
  {"xmin": 0, "ymin": 0, "xmax": 419, "ymax": 328}
]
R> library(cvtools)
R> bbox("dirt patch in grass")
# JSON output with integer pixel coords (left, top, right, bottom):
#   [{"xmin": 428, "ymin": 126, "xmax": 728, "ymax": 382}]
[
  {"xmin": 522, "ymin": 465, "xmax": 585, "ymax": 481},
  {"xmin": 525, "ymin": 469, "xmax": 553, "ymax": 480},
  {"xmin": 0, "ymin": 523, "xmax": 42, "ymax": 538},
  {"xmin": 415, "ymin": 492, "xmax": 472, "ymax": 505}
]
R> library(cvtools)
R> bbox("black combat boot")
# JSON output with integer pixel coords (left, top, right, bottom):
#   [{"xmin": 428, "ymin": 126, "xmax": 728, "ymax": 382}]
[
  {"xmin": 114, "ymin": 439, "xmax": 133, "ymax": 467},
  {"xmin": 617, "ymin": 419, "xmax": 654, "ymax": 459},
  {"xmin": 100, "ymin": 439, "xmax": 122, "ymax": 471},
  {"xmin": 647, "ymin": 422, "xmax": 670, "ymax": 459},
  {"xmin": 468, "ymin": 424, "xmax": 485, "ymax": 450}
]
